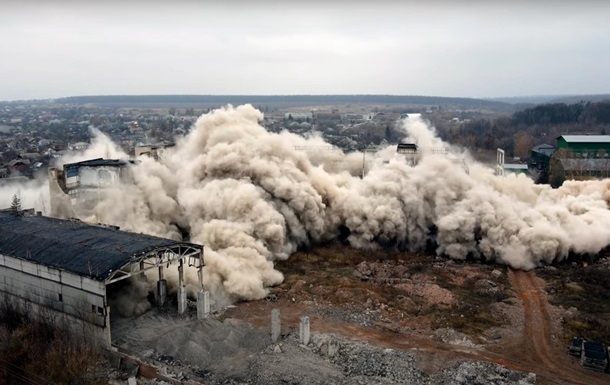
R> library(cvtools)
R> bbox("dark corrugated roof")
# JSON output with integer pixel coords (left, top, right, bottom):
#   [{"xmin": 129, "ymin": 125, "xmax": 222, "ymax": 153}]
[
  {"xmin": 63, "ymin": 158, "xmax": 136, "ymax": 168},
  {"xmin": 0, "ymin": 212, "xmax": 197, "ymax": 281},
  {"xmin": 397, "ymin": 143, "xmax": 418, "ymax": 149}
]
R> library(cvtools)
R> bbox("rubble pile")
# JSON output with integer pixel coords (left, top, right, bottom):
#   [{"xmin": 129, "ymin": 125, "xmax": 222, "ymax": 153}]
[{"xmin": 434, "ymin": 362, "xmax": 536, "ymax": 385}]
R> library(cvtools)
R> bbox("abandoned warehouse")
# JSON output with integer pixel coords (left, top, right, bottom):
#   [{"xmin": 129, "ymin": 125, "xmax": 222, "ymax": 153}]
[{"xmin": 0, "ymin": 212, "xmax": 205, "ymax": 346}]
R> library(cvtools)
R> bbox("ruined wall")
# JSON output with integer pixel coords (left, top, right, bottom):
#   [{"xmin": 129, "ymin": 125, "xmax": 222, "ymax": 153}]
[{"xmin": 48, "ymin": 167, "xmax": 76, "ymax": 218}]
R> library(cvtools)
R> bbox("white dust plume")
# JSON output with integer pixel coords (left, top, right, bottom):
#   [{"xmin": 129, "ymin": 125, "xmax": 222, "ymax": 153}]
[{"xmin": 53, "ymin": 105, "xmax": 610, "ymax": 303}]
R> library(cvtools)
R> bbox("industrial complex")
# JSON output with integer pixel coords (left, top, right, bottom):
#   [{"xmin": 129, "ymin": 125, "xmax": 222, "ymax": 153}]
[{"xmin": 0, "ymin": 211, "xmax": 205, "ymax": 346}]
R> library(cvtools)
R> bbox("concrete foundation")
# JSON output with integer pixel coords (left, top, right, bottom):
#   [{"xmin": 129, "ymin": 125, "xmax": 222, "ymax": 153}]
[
  {"xmin": 197, "ymin": 290, "xmax": 210, "ymax": 319},
  {"xmin": 271, "ymin": 308, "xmax": 281, "ymax": 342},
  {"xmin": 320, "ymin": 337, "xmax": 339, "ymax": 357},
  {"xmin": 299, "ymin": 316, "xmax": 310, "ymax": 345},
  {"xmin": 156, "ymin": 279, "xmax": 167, "ymax": 306}
]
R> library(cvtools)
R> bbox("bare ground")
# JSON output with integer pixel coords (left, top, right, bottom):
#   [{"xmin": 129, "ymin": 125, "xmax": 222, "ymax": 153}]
[{"xmin": 111, "ymin": 245, "xmax": 610, "ymax": 384}]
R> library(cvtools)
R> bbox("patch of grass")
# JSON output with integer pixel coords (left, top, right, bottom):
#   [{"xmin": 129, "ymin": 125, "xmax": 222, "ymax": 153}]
[
  {"xmin": 564, "ymin": 316, "xmax": 610, "ymax": 346},
  {"xmin": 539, "ymin": 265, "xmax": 610, "ymax": 344},
  {"xmin": 279, "ymin": 245, "xmax": 511, "ymax": 336},
  {"xmin": 432, "ymin": 304, "xmax": 503, "ymax": 336},
  {"xmin": 430, "ymin": 276, "xmax": 509, "ymax": 335}
]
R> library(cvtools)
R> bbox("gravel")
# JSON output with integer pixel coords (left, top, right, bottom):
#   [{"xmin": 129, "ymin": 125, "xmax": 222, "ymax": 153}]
[{"xmin": 112, "ymin": 309, "xmax": 536, "ymax": 385}]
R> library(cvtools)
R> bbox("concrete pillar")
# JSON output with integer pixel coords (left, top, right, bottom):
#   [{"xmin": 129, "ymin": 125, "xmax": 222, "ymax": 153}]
[
  {"xmin": 157, "ymin": 280, "xmax": 167, "ymax": 306},
  {"xmin": 139, "ymin": 261, "xmax": 146, "ymax": 281},
  {"xmin": 177, "ymin": 260, "xmax": 187, "ymax": 314},
  {"xmin": 102, "ymin": 305, "xmax": 112, "ymax": 347},
  {"xmin": 197, "ymin": 290, "xmax": 210, "ymax": 319},
  {"xmin": 271, "ymin": 308, "xmax": 281, "ymax": 342},
  {"xmin": 299, "ymin": 316, "xmax": 310, "ymax": 345},
  {"xmin": 156, "ymin": 265, "xmax": 167, "ymax": 306}
]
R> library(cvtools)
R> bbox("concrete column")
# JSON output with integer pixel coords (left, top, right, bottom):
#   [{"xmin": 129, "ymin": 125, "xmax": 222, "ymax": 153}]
[
  {"xmin": 102, "ymin": 305, "xmax": 112, "ymax": 347},
  {"xmin": 177, "ymin": 260, "xmax": 187, "ymax": 314},
  {"xmin": 157, "ymin": 280, "xmax": 167, "ymax": 306},
  {"xmin": 156, "ymin": 265, "xmax": 167, "ymax": 306},
  {"xmin": 197, "ymin": 290, "xmax": 210, "ymax": 319},
  {"xmin": 139, "ymin": 261, "xmax": 146, "ymax": 281},
  {"xmin": 299, "ymin": 316, "xmax": 310, "ymax": 345},
  {"xmin": 271, "ymin": 308, "xmax": 281, "ymax": 342}
]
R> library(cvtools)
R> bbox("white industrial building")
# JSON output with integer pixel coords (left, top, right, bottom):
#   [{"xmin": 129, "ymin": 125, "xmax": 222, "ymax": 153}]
[
  {"xmin": 135, "ymin": 142, "xmax": 176, "ymax": 160},
  {"xmin": 48, "ymin": 158, "xmax": 136, "ymax": 218},
  {"xmin": 0, "ymin": 212, "xmax": 204, "ymax": 346}
]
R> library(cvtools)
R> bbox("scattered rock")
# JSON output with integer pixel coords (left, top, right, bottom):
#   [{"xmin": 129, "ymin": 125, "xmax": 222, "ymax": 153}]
[{"xmin": 434, "ymin": 328, "xmax": 481, "ymax": 349}]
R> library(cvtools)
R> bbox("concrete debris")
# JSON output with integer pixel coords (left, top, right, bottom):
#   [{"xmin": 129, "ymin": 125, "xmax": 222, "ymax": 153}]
[
  {"xmin": 491, "ymin": 269, "xmax": 502, "ymax": 278},
  {"xmin": 316, "ymin": 305, "xmax": 380, "ymax": 328},
  {"xmin": 112, "ymin": 309, "xmax": 536, "ymax": 385},
  {"xmin": 438, "ymin": 361, "xmax": 536, "ymax": 385},
  {"xmin": 434, "ymin": 328, "xmax": 481, "ymax": 349}
]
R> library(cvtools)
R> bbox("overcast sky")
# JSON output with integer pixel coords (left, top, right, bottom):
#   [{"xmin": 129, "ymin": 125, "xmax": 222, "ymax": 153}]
[{"xmin": 1, "ymin": 1, "xmax": 609, "ymax": 101}]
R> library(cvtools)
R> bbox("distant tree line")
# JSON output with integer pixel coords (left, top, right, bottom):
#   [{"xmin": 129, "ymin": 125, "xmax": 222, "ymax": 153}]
[
  {"xmin": 437, "ymin": 101, "xmax": 610, "ymax": 159},
  {"xmin": 512, "ymin": 102, "xmax": 610, "ymax": 126},
  {"xmin": 53, "ymin": 94, "xmax": 509, "ymax": 110}
]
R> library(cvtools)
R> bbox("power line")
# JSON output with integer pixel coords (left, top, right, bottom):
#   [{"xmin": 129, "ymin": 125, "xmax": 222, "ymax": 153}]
[{"xmin": 0, "ymin": 358, "xmax": 57, "ymax": 385}]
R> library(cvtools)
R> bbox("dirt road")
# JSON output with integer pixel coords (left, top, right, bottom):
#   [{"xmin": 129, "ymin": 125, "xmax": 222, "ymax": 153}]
[
  {"xmin": 224, "ymin": 267, "xmax": 609, "ymax": 384},
  {"xmin": 508, "ymin": 269, "xmax": 606, "ymax": 385}
]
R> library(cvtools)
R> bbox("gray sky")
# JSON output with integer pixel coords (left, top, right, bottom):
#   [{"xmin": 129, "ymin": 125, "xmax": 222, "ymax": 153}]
[{"xmin": 1, "ymin": 1, "xmax": 609, "ymax": 101}]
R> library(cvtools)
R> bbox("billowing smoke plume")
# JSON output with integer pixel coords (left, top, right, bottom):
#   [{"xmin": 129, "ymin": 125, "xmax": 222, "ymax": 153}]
[
  {"xmin": 0, "ymin": 177, "xmax": 49, "ymax": 213},
  {"xmin": 51, "ymin": 105, "xmax": 610, "ymax": 302}
]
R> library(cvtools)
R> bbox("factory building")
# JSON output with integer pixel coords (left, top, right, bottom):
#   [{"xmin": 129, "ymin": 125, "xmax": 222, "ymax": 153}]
[
  {"xmin": 0, "ymin": 212, "xmax": 204, "ymax": 346},
  {"xmin": 48, "ymin": 158, "xmax": 136, "ymax": 218},
  {"xmin": 549, "ymin": 135, "xmax": 610, "ymax": 186},
  {"xmin": 556, "ymin": 135, "xmax": 610, "ymax": 156},
  {"xmin": 135, "ymin": 142, "xmax": 176, "ymax": 160}
]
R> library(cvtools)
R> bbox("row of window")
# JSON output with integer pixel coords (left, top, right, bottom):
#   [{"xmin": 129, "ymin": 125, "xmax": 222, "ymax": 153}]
[{"xmin": 56, "ymin": 293, "xmax": 104, "ymax": 316}]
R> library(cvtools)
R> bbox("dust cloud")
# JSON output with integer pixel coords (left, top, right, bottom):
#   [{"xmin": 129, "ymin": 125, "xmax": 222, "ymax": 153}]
[{"xmin": 44, "ymin": 105, "xmax": 610, "ymax": 302}]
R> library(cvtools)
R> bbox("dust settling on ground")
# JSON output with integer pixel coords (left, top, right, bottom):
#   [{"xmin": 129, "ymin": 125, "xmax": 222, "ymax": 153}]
[{"xmin": 45, "ymin": 105, "xmax": 610, "ymax": 309}]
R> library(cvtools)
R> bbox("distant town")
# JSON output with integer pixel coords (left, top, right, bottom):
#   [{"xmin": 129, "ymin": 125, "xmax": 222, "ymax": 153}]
[
  {"xmin": 0, "ymin": 96, "xmax": 498, "ymax": 181},
  {"xmin": 1, "ymin": 94, "xmax": 610, "ymax": 187}
]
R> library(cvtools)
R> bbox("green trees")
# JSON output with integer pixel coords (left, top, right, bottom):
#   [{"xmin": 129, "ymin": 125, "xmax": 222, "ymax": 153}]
[{"xmin": 10, "ymin": 194, "xmax": 21, "ymax": 216}]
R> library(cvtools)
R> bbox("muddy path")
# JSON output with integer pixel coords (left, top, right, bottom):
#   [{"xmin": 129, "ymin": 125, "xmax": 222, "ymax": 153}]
[
  {"xmin": 224, "ymin": 269, "xmax": 609, "ymax": 384},
  {"xmin": 508, "ymin": 270, "xmax": 605, "ymax": 385}
]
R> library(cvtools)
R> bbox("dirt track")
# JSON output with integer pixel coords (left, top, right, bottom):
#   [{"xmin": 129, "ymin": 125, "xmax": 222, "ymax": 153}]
[
  {"xmin": 224, "ymin": 268, "xmax": 610, "ymax": 385},
  {"xmin": 508, "ymin": 270, "xmax": 606, "ymax": 385}
]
